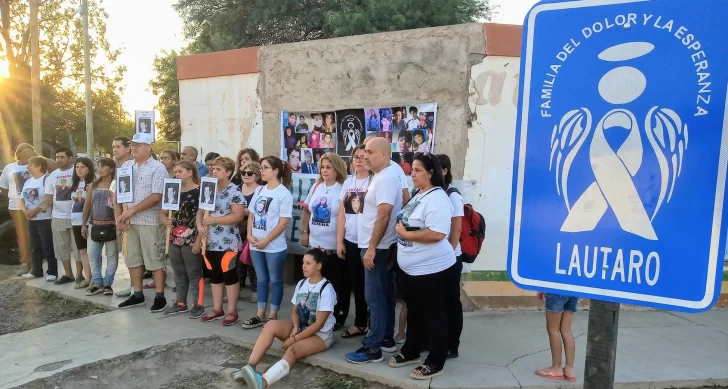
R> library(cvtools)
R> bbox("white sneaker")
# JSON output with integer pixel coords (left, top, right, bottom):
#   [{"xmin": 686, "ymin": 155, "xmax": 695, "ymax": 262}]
[
  {"xmin": 22, "ymin": 273, "xmax": 37, "ymax": 279},
  {"xmin": 46, "ymin": 275, "xmax": 57, "ymax": 282}
]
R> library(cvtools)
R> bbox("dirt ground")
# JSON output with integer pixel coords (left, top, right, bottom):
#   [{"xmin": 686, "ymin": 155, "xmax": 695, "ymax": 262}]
[
  {"xmin": 18, "ymin": 337, "xmax": 395, "ymax": 389},
  {"xmin": 0, "ymin": 266, "xmax": 108, "ymax": 336}
]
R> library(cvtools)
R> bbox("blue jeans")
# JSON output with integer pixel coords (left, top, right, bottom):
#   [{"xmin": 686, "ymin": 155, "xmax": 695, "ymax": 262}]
[
  {"xmin": 250, "ymin": 249, "xmax": 287, "ymax": 312},
  {"xmin": 28, "ymin": 219, "xmax": 57, "ymax": 277},
  {"xmin": 87, "ymin": 226, "xmax": 119, "ymax": 287},
  {"xmin": 362, "ymin": 248, "xmax": 396, "ymax": 351}
]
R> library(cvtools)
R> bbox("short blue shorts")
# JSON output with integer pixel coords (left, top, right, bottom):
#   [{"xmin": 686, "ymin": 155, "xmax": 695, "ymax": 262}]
[{"xmin": 545, "ymin": 293, "xmax": 579, "ymax": 313}]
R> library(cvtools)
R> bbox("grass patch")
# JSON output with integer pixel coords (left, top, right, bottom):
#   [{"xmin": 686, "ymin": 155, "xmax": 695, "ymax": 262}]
[
  {"xmin": 159, "ymin": 371, "xmax": 225, "ymax": 389},
  {"xmin": 318, "ymin": 373, "xmax": 367, "ymax": 389}
]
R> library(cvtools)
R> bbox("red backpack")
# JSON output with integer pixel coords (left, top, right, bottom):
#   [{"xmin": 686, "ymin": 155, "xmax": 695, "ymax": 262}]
[{"xmin": 446, "ymin": 188, "xmax": 486, "ymax": 263}]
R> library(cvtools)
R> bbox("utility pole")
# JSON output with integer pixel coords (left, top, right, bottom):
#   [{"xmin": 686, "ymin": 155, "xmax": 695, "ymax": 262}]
[
  {"xmin": 583, "ymin": 300, "xmax": 620, "ymax": 389},
  {"xmin": 81, "ymin": 0, "xmax": 94, "ymax": 156},
  {"xmin": 30, "ymin": 0, "xmax": 41, "ymax": 152}
]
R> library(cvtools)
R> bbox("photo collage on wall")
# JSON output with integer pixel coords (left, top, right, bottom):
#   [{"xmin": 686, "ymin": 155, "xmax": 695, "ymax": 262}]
[{"xmin": 281, "ymin": 103, "xmax": 437, "ymax": 175}]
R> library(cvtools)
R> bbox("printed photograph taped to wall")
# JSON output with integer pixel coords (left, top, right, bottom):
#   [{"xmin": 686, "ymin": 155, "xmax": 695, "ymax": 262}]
[{"xmin": 281, "ymin": 103, "xmax": 437, "ymax": 175}]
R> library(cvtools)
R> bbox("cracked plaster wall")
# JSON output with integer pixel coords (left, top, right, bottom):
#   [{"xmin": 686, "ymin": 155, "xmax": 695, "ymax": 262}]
[
  {"xmin": 466, "ymin": 56, "xmax": 520, "ymax": 271},
  {"xmin": 179, "ymin": 74, "xmax": 264, "ymax": 159},
  {"xmin": 257, "ymin": 23, "xmax": 487, "ymax": 178}
]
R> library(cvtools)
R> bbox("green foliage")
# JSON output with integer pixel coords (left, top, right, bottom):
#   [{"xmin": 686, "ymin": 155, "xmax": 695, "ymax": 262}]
[
  {"xmin": 0, "ymin": 0, "xmax": 128, "ymax": 158},
  {"xmin": 150, "ymin": 0, "xmax": 495, "ymax": 142},
  {"xmin": 149, "ymin": 50, "xmax": 181, "ymax": 141}
]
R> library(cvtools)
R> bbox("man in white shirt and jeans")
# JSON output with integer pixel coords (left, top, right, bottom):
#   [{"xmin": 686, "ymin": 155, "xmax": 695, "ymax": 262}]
[
  {"xmin": 345, "ymin": 137, "xmax": 403, "ymax": 364},
  {"xmin": 44, "ymin": 147, "xmax": 84, "ymax": 286}
]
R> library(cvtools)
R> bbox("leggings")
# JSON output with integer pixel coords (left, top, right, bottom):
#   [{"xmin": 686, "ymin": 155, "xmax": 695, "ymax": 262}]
[{"xmin": 203, "ymin": 251, "xmax": 239, "ymax": 286}]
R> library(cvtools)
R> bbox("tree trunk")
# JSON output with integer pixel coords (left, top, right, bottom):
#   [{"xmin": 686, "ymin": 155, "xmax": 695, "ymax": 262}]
[{"xmin": 30, "ymin": 0, "xmax": 41, "ymax": 152}]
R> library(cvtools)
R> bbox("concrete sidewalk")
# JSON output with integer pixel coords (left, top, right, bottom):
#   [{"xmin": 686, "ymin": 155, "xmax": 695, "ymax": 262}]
[{"xmin": 2, "ymin": 261, "xmax": 728, "ymax": 389}]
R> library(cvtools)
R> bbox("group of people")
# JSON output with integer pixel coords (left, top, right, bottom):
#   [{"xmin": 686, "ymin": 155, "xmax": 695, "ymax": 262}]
[{"xmin": 0, "ymin": 130, "xmax": 582, "ymax": 387}]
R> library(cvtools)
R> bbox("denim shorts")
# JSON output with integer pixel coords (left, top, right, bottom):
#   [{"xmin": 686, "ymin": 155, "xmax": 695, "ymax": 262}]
[{"xmin": 545, "ymin": 293, "xmax": 579, "ymax": 313}]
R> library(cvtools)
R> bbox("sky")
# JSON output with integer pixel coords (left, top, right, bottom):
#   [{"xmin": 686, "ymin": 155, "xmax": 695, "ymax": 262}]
[{"xmin": 106, "ymin": 0, "xmax": 538, "ymax": 117}]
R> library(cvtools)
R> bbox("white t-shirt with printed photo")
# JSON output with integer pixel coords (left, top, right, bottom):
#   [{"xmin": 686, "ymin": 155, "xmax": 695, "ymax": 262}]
[
  {"xmin": 0, "ymin": 162, "xmax": 30, "ymax": 211},
  {"xmin": 45, "ymin": 167, "xmax": 74, "ymax": 219},
  {"xmin": 448, "ymin": 187, "xmax": 465, "ymax": 257},
  {"xmin": 22, "ymin": 175, "xmax": 51, "ymax": 220},
  {"xmin": 358, "ymin": 164, "xmax": 403, "ymax": 249},
  {"xmin": 291, "ymin": 277, "xmax": 337, "ymax": 333},
  {"xmin": 339, "ymin": 175, "xmax": 370, "ymax": 244},
  {"xmin": 305, "ymin": 181, "xmax": 343, "ymax": 250},
  {"xmin": 390, "ymin": 161, "xmax": 409, "ymax": 191},
  {"xmin": 396, "ymin": 188, "xmax": 456, "ymax": 276},
  {"xmin": 248, "ymin": 184, "xmax": 293, "ymax": 253}
]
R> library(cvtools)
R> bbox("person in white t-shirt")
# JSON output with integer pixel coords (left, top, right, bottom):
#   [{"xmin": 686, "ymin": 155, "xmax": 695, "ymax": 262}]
[
  {"xmin": 44, "ymin": 147, "xmax": 84, "ymax": 286},
  {"xmin": 19, "ymin": 157, "xmax": 58, "ymax": 281},
  {"xmin": 336, "ymin": 144, "xmax": 371, "ymax": 339},
  {"xmin": 436, "ymin": 154, "xmax": 464, "ymax": 359},
  {"xmin": 345, "ymin": 137, "xmax": 403, "ymax": 364},
  {"xmin": 364, "ymin": 134, "xmax": 410, "ymax": 204},
  {"xmin": 244, "ymin": 156, "xmax": 293, "ymax": 329},
  {"xmin": 301, "ymin": 152, "xmax": 347, "ymax": 329},
  {"xmin": 235, "ymin": 249, "xmax": 337, "ymax": 389},
  {"xmin": 0, "ymin": 143, "xmax": 57, "ymax": 276},
  {"xmin": 389, "ymin": 153, "xmax": 457, "ymax": 380}
]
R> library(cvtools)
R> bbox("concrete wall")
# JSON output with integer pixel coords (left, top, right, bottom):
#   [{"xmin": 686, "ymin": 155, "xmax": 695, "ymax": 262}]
[
  {"xmin": 257, "ymin": 23, "xmax": 487, "ymax": 175},
  {"xmin": 176, "ymin": 23, "xmax": 521, "ymax": 274},
  {"xmin": 179, "ymin": 74, "xmax": 264, "ymax": 158},
  {"xmin": 466, "ymin": 56, "xmax": 520, "ymax": 271}
]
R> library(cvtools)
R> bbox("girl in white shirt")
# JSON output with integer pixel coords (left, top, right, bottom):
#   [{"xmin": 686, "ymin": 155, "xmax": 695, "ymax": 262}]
[
  {"xmin": 235, "ymin": 249, "xmax": 337, "ymax": 388},
  {"xmin": 301, "ymin": 152, "xmax": 347, "ymax": 329},
  {"xmin": 390, "ymin": 153, "xmax": 457, "ymax": 380},
  {"xmin": 244, "ymin": 156, "xmax": 294, "ymax": 329},
  {"xmin": 336, "ymin": 145, "xmax": 371, "ymax": 338}
]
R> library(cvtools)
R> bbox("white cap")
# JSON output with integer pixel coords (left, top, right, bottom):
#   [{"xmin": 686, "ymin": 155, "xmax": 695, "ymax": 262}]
[{"xmin": 131, "ymin": 132, "xmax": 153, "ymax": 145}]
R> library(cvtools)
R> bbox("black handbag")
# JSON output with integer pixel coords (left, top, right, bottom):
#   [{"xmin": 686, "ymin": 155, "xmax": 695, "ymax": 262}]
[{"xmin": 91, "ymin": 224, "xmax": 116, "ymax": 242}]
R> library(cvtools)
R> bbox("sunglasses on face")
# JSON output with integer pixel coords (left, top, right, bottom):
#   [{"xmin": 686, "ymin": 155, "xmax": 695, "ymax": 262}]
[{"xmin": 242, "ymin": 171, "xmax": 256, "ymax": 177}]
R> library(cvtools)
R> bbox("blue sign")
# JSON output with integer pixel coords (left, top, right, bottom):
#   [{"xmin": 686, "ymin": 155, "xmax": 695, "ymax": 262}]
[{"xmin": 508, "ymin": 0, "xmax": 728, "ymax": 312}]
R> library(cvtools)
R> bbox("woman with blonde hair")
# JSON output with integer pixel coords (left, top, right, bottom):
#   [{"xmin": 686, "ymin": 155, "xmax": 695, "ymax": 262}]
[
  {"xmin": 301, "ymin": 152, "xmax": 348, "ymax": 330},
  {"xmin": 337, "ymin": 145, "xmax": 371, "ymax": 338},
  {"xmin": 237, "ymin": 160, "xmax": 263, "ymax": 302}
]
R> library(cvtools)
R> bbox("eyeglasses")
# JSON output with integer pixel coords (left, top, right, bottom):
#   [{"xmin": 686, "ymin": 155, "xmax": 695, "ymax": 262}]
[
  {"xmin": 261, "ymin": 165, "xmax": 272, "ymax": 171},
  {"xmin": 352, "ymin": 156, "xmax": 365, "ymax": 161},
  {"xmin": 241, "ymin": 171, "xmax": 256, "ymax": 177}
]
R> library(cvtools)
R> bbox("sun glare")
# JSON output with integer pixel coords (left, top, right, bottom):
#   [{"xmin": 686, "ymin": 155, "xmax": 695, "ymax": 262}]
[{"xmin": 0, "ymin": 59, "xmax": 9, "ymax": 79}]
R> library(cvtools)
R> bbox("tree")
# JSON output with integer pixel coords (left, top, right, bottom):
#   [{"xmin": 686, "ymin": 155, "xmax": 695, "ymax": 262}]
[
  {"xmin": 149, "ymin": 50, "xmax": 181, "ymax": 141},
  {"xmin": 150, "ymin": 0, "xmax": 495, "ymax": 141},
  {"xmin": 0, "ymin": 0, "xmax": 128, "ymax": 158}
]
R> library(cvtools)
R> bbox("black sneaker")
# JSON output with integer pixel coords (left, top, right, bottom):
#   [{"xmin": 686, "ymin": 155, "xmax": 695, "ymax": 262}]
[
  {"xmin": 381, "ymin": 338, "xmax": 398, "ymax": 353},
  {"xmin": 142, "ymin": 270, "xmax": 153, "ymax": 279},
  {"xmin": 150, "ymin": 296, "xmax": 167, "ymax": 313},
  {"xmin": 447, "ymin": 351, "xmax": 459, "ymax": 359},
  {"xmin": 54, "ymin": 275, "xmax": 75, "ymax": 285},
  {"xmin": 118, "ymin": 294, "xmax": 145, "ymax": 309}
]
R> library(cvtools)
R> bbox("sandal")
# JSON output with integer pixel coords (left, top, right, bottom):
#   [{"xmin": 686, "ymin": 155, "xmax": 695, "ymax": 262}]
[
  {"xmin": 535, "ymin": 368, "xmax": 564, "ymax": 380},
  {"xmin": 389, "ymin": 353, "xmax": 422, "ymax": 368},
  {"xmin": 564, "ymin": 375, "xmax": 577, "ymax": 383},
  {"xmin": 341, "ymin": 326, "xmax": 368, "ymax": 339},
  {"xmin": 410, "ymin": 364, "xmax": 443, "ymax": 380},
  {"xmin": 242, "ymin": 316, "xmax": 266, "ymax": 329}
]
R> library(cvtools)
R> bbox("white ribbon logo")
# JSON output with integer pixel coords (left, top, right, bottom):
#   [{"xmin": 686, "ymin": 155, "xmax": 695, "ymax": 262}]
[{"xmin": 549, "ymin": 42, "xmax": 689, "ymax": 240}]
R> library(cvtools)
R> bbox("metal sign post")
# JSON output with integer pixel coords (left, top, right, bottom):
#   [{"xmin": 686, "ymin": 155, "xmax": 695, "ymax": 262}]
[{"xmin": 509, "ymin": 0, "xmax": 728, "ymax": 387}]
